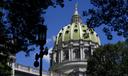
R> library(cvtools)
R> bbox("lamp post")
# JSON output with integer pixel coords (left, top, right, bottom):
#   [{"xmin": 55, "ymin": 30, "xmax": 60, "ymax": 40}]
[{"xmin": 34, "ymin": 25, "xmax": 48, "ymax": 76}]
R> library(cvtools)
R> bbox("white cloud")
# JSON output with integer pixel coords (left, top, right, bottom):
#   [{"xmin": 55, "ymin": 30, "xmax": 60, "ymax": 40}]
[
  {"xmin": 46, "ymin": 38, "xmax": 52, "ymax": 44},
  {"xmin": 43, "ymin": 47, "xmax": 53, "ymax": 63},
  {"xmin": 52, "ymin": 36, "xmax": 56, "ymax": 42},
  {"xmin": 46, "ymin": 35, "xmax": 56, "ymax": 44},
  {"xmin": 48, "ymin": 47, "xmax": 53, "ymax": 53},
  {"xmin": 44, "ymin": 35, "xmax": 55, "ymax": 63}
]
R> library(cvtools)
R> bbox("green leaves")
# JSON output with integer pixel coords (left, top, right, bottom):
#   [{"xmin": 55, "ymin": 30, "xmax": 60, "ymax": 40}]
[
  {"xmin": 0, "ymin": 54, "xmax": 12, "ymax": 76},
  {"xmin": 0, "ymin": 12, "xmax": 2, "ymax": 17},
  {"xmin": 87, "ymin": 42, "xmax": 128, "ymax": 76},
  {"xmin": 85, "ymin": 0, "xmax": 128, "ymax": 40}
]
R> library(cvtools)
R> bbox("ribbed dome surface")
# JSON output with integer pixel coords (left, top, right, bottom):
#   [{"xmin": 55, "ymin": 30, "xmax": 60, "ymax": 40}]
[{"xmin": 55, "ymin": 23, "xmax": 100, "ymax": 45}]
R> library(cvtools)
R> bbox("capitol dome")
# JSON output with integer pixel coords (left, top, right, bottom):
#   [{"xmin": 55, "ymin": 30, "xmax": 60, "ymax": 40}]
[
  {"xmin": 55, "ymin": 5, "xmax": 100, "ymax": 45},
  {"xmin": 50, "ymin": 4, "xmax": 101, "ymax": 76}
]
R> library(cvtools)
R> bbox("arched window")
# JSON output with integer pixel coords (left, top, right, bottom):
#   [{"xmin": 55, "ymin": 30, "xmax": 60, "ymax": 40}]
[
  {"xmin": 73, "ymin": 49, "xmax": 80, "ymax": 59},
  {"xmin": 84, "ymin": 49, "xmax": 91, "ymax": 59},
  {"xmin": 63, "ymin": 50, "xmax": 69, "ymax": 61},
  {"xmin": 56, "ymin": 52, "xmax": 59, "ymax": 63}
]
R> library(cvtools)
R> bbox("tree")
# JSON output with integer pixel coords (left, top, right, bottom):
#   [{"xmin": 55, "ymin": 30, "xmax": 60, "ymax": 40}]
[
  {"xmin": 0, "ymin": 0, "xmax": 65, "ymax": 54},
  {"xmin": 83, "ymin": 0, "xmax": 128, "ymax": 40},
  {"xmin": 86, "ymin": 42, "xmax": 128, "ymax": 76},
  {"xmin": 0, "ymin": 0, "xmax": 66, "ymax": 75}
]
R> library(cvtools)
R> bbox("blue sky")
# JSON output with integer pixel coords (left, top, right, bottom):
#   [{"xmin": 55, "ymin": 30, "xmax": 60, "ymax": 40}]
[{"xmin": 16, "ymin": 0, "xmax": 124, "ymax": 71}]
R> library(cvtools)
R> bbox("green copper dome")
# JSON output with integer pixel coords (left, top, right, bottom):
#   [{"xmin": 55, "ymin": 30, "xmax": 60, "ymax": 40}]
[{"xmin": 55, "ymin": 4, "xmax": 100, "ymax": 45}]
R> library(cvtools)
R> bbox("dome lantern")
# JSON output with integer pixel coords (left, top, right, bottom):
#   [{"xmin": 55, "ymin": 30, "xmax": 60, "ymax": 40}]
[{"xmin": 71, "ymin": 3, "xmax": 82, "ymax": 23}]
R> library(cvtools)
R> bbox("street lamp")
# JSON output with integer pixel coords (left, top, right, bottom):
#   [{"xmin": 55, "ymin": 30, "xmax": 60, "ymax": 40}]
[{"xmin": 34, "ymin": 25, "xmax": 48, "ymax": 76}]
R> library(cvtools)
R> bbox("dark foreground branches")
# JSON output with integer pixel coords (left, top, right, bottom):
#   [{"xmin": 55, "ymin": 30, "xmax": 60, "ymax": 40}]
[
  {"xmin": 87, "ymin": 42, "xmax": 128, "ymax": 76},
  {"xmin": 84, "ymin": 0, "xmax": 128, "ymax": 40},
  {"xmin": 0, "ymin": 0, "xmax": 66, "ymax": 75}
]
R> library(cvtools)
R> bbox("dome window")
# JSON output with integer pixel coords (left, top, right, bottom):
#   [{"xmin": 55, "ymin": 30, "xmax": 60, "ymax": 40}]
[
  {"xmin": 59, "ymin": 33, "xmax": 62, "ymax": 37},
  {"xmin": 74, "ymin": 29, "xmax": 78, "ymax": 32},
  {"xmin": 89, "ymin": 29, "xmax": 94, "ymax": 34},
  {"xmin": 67, "ymin": 26, "xmax": 70, "ymax": 28},
  {"xmin": 83, "ymin": 33, "xmax": 89, "ymax": 38},
  {"xmin": 75, "ymin": 24, "xmax": 77, "ymax": 27},
  {"xmin": 82, "ymin": 25, "xmax": 85, "ymax": 27},
  {"xmin": 66, "ymin": 30, "xmax": 69, "ymax": 34},
  {"xmin": 83, "ymin": 30, "xmax": 86, "ymax": 32},
  {"xmin": 91, "ymin": 31, "xmax": 94, "ymax": 34}
]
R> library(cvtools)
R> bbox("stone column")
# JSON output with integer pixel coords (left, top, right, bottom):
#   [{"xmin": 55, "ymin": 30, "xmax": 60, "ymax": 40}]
[
  {"xmin": 80, "ymin": 47, "xmax": 83, "ymax": 60},
  {"xmin": 59, "ymin": 51, "xmax": 61, "ymax": 63},
  {"xmin": 69, "ymin": 49, "xmax": 70, "ymax": 61},
  {"xmin": 53, "ymin": 53, "xmax": 56, "ymax": 63},
  {"xmin": 71, "ymin": 48, "xmax": 73, "ymax": 61},
  {"xmin": 12, "ymin": 62, "xmax": 15, "ymax": 76},
  {"xmin": 10, "ymin": 55, "xmax": 15, "ymax": 76},
  {"xmin": 60, "ymin": 50, "xmax": 63, "ymax": 62},
  {"xmin": 82, "ymin": 48, "xmax": 85, "ymax": 59},
  {"xmin": 50, "ymin": 71, "xmax": 53, "ymax": 76}
]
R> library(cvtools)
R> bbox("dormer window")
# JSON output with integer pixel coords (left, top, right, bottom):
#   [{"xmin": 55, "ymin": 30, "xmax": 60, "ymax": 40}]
[
  {"xmin": 91, "ymin": 31, "xmax": 94, "ymax": 34},
  {"xmin": 59, "ymin": 33, "xmax": 62, "ymax": 37},
  {"xmin": 83, "ymin": 30, "xmax": 86, "ymax": 32},
  {"xmin": 67, "ymin": 26, "xmax": 70, "ymax": 28},
  {"xmin": 66, "ymin": 30, "xmax": 69, "ymax": 34},
  {"xmin": 83, "ymin": 33, "xmax": 89, "ymax": 38},
  {"xmin": 74, "ymin": 29, "xmax": 78, "ymax": 32},
  {"xmin": 75, "ymin": 24, "xmax": 77, "ymax": 27},
  {"xmin": 89, "ymin": 29, "xmax": 94, "ymax": 34}
]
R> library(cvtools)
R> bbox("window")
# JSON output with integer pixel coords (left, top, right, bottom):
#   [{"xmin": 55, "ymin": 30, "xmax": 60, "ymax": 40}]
[
  {"xmin": 83, "ymin": 33, "xmax": 89, "ymax": 38},
  {"xmin": 75, "ymin": 24, "xmax": 77, "ymax": 27},
  {"xmin": 63, "ymin": 50, "xmax": 69, "ymax": 61},
  {"xmin": 56, "ymin": 52, "xmax": 59, "ymax": 63},
  {"xmin": 89, "ymin": 29, "xmax": 94, "ymax": 34},
  {"xmin": 66, "ymin": 30, "xmax": 69, "ymax": 34},
  {"xmin": 84, "ymin": 48, "xmax": 91, "ymax": 59},
  {"xmin": 73, "ymin": 49, "xmax": 80, "ymax": 59},
  {"xmin": 74, "ymin": 29, "xmax": 78, "ymax": 32},
  {"xmin": 67, "ymin": 26, "xmax": 70, "ymax": 28},
  {"xmin": 59, "ymin": 33, "xmax": 62, "ymax": 37},
  {"xmin": 83, "ymin": 30, "xmax": 86, "ymax": 32}
]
